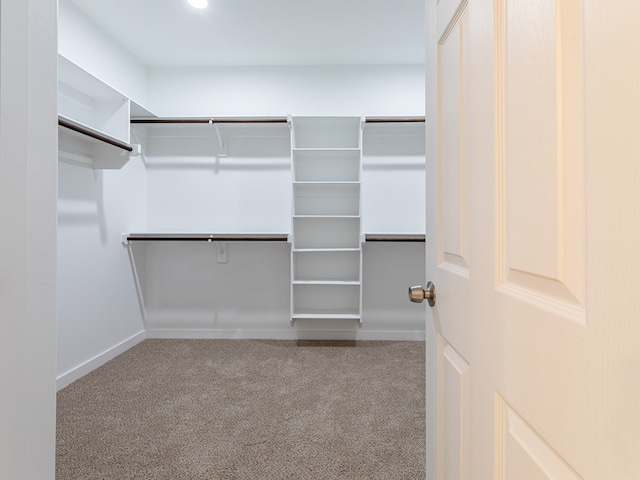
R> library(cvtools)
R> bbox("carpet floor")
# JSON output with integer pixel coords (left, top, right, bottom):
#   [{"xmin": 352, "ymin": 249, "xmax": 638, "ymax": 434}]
[{"xmin": 56, "ymin": 339, "xmax": 425, "ymax": 479}]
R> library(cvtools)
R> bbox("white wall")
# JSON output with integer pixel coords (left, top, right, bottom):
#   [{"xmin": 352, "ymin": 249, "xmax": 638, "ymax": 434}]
[
  {"xmin": 362, "ymin": 124, "xmax": 426, "ymax": 233},
  {"xmin": 142, "ymin": 123, "xmax": 425, "ymax": 235},
  {"xmin": 139, "ymin": 241, "xmax": 292, "ymax": 338},
  {"xmin": 56, "ymin": 4, "xmax": 426, "ymax": 358},
  {"xmin": 0, "ymin": 0, "xmax": 58, "ymax": 478},
  {"xmin": 148, "ymin": 64, "xmax": 425, "ymax": 117},
  {"xmin": 363, "ymin": 242, "xmax": 425, "ymax": 331},
  {"xmin": 138, "ymin": 240, "xmax": 425, "ymax": 341},
  {"xmin": 58, "ymin": 0, "xmax": 149, "ymax": 109},
  {"xmin": 56, "ymin": 155, "xmax": 147, "ymax": 389},
  {"xmin": 137, "ymin": 121, "xmax": 425, "ymax": 340},
  {"xmin": 57, "ymin": 0, "xmax": 424, "ymax": 118},
  {"xmin": 56, "ymin": 0, "xmax": 152, "ymax": 389},
  {"xmin": 142, "ymin": 124, "xmax": 292, "ymax": 232}
]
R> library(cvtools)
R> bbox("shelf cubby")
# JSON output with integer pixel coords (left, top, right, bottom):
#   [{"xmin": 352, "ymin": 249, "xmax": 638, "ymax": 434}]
[
  {"xmin": 293, "ymin": 183, "xmax": 360, "ymax": 216},
  {"xmin": 293, "ymin": 250, "xmax": 360, "ymax": 283},
  {"xmin": 292, "ymin": 116, "xmax": 362, "ymax": 149},
  {"xmin": 292, "ymin": 149, "xmax": 361, "ymax": 182},
  {"xmin": 58, "ymin": 55, "xmax": 130, "ymax": 144},
  {"xmin": 292, "ymin": 283, "xmax": 361, "ymax": 319},
  {"xmin": 292, "ymin": 217, "xmax": 361, "ymax": 250},
  {"xmin": 57, "ymin": 54, "xmax": 154, "ymax": 169}
]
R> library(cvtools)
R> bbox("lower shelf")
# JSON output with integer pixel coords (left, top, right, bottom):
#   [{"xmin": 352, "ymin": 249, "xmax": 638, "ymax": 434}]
[{"xmin": 291, "ymin": 310, "xmax": 362, "ymax": 325}]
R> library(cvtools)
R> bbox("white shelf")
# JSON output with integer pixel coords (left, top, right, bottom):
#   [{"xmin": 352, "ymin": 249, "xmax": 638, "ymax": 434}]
[
  {"xmin": 291, "ymin": 312, "xmax": 361, "ymax": 321},
  {"xmin": 290, "ymin": 116, "xmax": 364, "ymax": 327},
  {"xmin": 58, "ymin": 116, "xmax": 135, "ymax": 170},
  {"xmin": 293, "ymin": 215, "xmax": 360, "ymax": 219},
  {"xmin": 292, "ymin": 248, "xmax": 361, "ymax": 252},
  {"xmin": 293, "ymin": 181, "xmax": 360, "ymax": 184},
  {"xmin": 57, "ymin": 54, "xmax": 151, "ymax": 169},
  {"xmin": 292, "ymin": 147, "xmax": 361, "ymax": 152},
  {"xmin": 58, "ymin": 55, "xmax": 130, "ymax": 144}
]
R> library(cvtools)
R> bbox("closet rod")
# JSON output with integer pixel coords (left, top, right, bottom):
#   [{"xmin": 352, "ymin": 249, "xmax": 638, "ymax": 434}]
[
  {"xmin": 130, "ymin": 116, "xmax": 426, "ymax": 125},
  {"xmin": 364, "ymin": 116, "xmax": 425, "ymax": 123},
  {"xmin": 130, "ymin": 117, "xmax": 289, "ymax": 125},
  {"xmin": 58, "ymin": 116, "xmax": 133, "ymax": 152},
  {"xmin": 126, "ymin": 233, "xmax": 289, "ymax": 242},
  {"xmin": 364, "ymin": 234, "xmax": 426, "ymax": 242}
]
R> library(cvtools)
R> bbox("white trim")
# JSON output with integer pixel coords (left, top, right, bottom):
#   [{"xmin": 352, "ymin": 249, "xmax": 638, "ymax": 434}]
[
  {"xmin": 56, "ymin": 331, "xmax": 147, "ymax": 391},
  {"xmin": 146, "ymin": 328, "xmax": 425, "ymax": 342}
]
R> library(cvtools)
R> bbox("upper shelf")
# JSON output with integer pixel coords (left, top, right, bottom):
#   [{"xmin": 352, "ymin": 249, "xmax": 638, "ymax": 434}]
[
  {"xmin": 130, "ymin": 117, "xmax": 292, "ymax": 144},
  {"xmin": 58, "ymin": 114, "xmax": 135, "ymax": 169},
  {"xmin": 58, "ymin": 55, "xmax": 131, "ymax": 144},
  {"xmin": 124, "ymin": 233, "xmax": 289, "ymax": 244},
  {"xmin": 58, "ymin": 115, "xmax": 133, "ymax": 152},
  {"xmin": 57, "ymin": 55, "xmax": 154, "ymax": 169},
  {"xmin": 128, "ymin": 116, "xmax": 425, "ymax": 143}
]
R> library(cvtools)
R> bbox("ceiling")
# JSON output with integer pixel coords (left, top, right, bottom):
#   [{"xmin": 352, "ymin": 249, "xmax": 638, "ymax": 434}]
[{"xmin": 69, "ymin": 0, "xmax": 425, "ymax": 68}]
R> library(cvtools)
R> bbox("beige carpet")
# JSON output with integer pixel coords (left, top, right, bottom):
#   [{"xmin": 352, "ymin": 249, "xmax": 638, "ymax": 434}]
[{"xmin": 56, "ymin": 339, "xmax": 425, "ymax": 479}]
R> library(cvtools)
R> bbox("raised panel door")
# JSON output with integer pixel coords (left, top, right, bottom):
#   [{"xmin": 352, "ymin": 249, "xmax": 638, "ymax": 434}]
[{"xmin": 424, "ymin": 0, "xmax": 640, "ymax": 478}]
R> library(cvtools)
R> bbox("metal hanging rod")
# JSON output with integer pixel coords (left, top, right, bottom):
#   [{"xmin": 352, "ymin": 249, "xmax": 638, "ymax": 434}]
[
  {"xmin": 125, "ymin": 233, "xmax": 424, "ymax": 243},
  {"xmin": 365, "ymin": 116, "xmax": 425, "ymax": 123},
  {"xmin": 126, "ymin": 233, "xmax": 289, "ymax": 242},
  {"xmin": 364, "ymin": 233, "xmax": 426, "ymax": 242},
  {"xmin": 130, "ymin": 117, "xmax": 289, "ymax": 125},
  {"xmin": 58, "ymin": 115, "xmax": 133, "ymax": 152},
  {"xmin": 130, "ymin": 116, "xmax": 425, "ymax": 125}
]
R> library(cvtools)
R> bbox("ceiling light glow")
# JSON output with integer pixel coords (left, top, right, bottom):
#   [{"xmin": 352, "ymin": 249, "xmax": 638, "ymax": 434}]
[{"xmin": 187, "ymin": 0, "xmax": 208, "ymax": 9}]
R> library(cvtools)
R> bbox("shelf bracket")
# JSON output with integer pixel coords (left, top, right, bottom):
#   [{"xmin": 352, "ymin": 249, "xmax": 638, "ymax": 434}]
[
  {"xmin": 208, "ymin": 239, "xmax": 228, "ymax": 263},
  {"xmin": 130, "ymin": 144, "xmax": 142, "ymax": 157},
  {"xmin": 210, "ymin": 118, "xmax": 228, "ymax": 157}
]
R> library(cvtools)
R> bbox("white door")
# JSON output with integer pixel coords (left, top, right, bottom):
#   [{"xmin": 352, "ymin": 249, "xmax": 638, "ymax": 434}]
[{"xmin": 422, "ymin": 0, "xmax": 640, "ymax": 478}]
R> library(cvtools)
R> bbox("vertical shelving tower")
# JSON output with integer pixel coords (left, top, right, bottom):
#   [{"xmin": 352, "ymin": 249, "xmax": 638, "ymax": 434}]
[{"xmin": 290, "ymin": 116, "xmax": 364, "ymax": 326}]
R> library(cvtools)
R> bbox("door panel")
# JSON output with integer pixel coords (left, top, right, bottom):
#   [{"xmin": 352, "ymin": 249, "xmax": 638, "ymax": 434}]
[
  {"xmin": 435, "ymin": 0, "xmax": 471, "ymax": 352},
  {"xmin": 495, "ymin": 397, "xmax": 582, "ymax": 480},
  {"xmin": 441, "ymin": 341, "xmax": 470, "ymax": 480},
  {"xmin": 490, "ymin": 0, "xmax": 589, "ymax": 469},
  {"xmin": 497, "ymin": 0, "xmax": 585, "ymax": 313},
  {"xmin": 425, "ymin": 0, "xmax": 640, "ymax": 478},
  {"xmin": 431, "ymin": 1, "xmax": 473, "ymax": 479},
  {"xmin": 439, "ymin": 7, "xmax": 470, "ymax": 274}
]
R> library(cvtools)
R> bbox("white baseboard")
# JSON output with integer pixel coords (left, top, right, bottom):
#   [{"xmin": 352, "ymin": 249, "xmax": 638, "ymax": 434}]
[
  {"xmin": 56, "ymin": 330, "xmax": 147, "ymax": 391},
  {"xmin": 295, "ymin": 330, "xmax": 425, "ymax": 341},
  {"xmin": 146, "ymin": 328, "xmax": 298, "ymax": 340},
  {"xmin": 145, "ymin": 328, "xmax": 425, "ymax": 342}
]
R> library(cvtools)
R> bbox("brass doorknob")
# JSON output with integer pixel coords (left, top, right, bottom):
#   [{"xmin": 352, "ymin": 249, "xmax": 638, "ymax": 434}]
[{"xmin": 408, "ymin": 281, "xmax": 436, "ymax": 307}]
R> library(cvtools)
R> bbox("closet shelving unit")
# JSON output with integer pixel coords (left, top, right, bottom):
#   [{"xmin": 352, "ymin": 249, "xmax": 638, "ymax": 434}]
[
  {"xmin": 57, "ymin": 54, "xmax": 149, "ymax": 169},
  {"xmin": 289, "ymin": 116, "xmax": 364, "ymax": 326},
  {"xmin": 124, "ymin": 117, "xmax": 293, "ymax": 246},
  {"xmin": 122, "ymin": 115, "xmax": 426, "ymax": 326}
]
